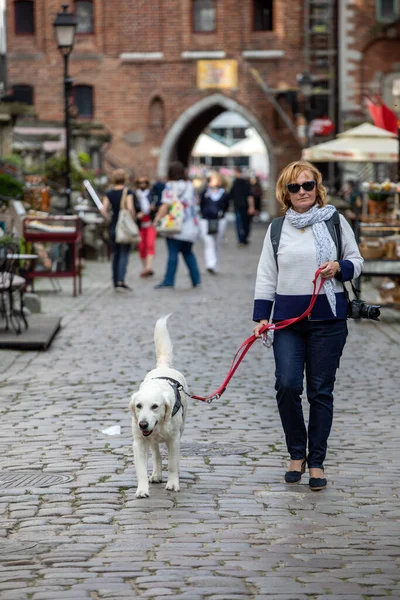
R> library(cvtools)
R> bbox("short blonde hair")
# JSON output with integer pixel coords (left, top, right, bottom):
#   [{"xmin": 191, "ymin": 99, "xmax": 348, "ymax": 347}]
[
  {"xmin": 276, "ymin": 161, "xmax": 327, "ymax": 212},
  {"xmin": 111, "ymin": 168, "xmax": 126, "ymax": 185},
  {"xmin": 209, "ymin": 171, "xmax": 223, "ymax": 188}
]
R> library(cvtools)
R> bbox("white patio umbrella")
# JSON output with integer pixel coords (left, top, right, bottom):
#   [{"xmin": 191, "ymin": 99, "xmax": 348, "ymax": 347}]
[
  {"xmin": 302, "ymin": 123, "xmax": 399, "ymax": 163},
  {"xmin": 191, "ymin": 134, "xmax": 230, "ymax": 157}
]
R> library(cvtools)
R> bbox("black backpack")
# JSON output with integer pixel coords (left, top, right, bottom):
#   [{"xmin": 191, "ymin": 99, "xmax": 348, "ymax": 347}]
[{"xmin": 270, "ymin": 211, "xmax": 342, "ymax": 267}]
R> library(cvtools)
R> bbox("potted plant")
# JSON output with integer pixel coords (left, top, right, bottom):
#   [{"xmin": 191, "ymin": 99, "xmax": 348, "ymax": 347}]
[{"xmin": 366, "ymin": 181, "xmax": 392, "ymax": 216}]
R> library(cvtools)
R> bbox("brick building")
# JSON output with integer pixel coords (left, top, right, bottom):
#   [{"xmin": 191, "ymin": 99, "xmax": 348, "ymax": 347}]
[
  {"xmin": 339, "ymin": 0, "xmax": 400, "ymax": 129},
  {"xmin": 5, "ymin": 0, "xmax": 312, "ymax": 206},
  {"xmin": 4, "ymin": 0, "xmax": 400, "ymax": 203}
]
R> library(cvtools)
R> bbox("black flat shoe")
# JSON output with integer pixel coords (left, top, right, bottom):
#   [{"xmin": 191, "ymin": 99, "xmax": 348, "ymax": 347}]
[
  {"xmin": 284, "ymin": 459, "xmax": 306, "ymax": 484},
  {"xmin": 309, "ymin": 477, "xmax": 327, "ymax": 491}
]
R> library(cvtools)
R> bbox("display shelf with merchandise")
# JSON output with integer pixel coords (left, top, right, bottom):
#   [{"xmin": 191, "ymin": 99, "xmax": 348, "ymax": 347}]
[{"xmin": 355, "ymin": 182, "xmax": 400, "ymax": 308}]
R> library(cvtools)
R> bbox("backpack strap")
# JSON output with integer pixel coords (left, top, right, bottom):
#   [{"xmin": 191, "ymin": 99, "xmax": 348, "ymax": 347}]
[
  {"xmin": 325, "ymin": 210, "xmax": 342, "ymax": 260},
  {"xmin": 270, "ymin": 216, "xmax": 285, "ymax": 267}
]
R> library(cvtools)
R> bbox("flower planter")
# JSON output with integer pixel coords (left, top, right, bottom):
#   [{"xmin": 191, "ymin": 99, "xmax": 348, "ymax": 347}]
[{"xmin": 368, "ymin": 199, "xmax": 388, "ymax": 216}]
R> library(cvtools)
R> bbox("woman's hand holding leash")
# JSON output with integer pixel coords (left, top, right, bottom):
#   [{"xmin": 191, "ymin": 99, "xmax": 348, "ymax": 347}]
[
  {"xmin": 320, "ymin": 261, "xmax": 340, "ymax": 279},
  {"xmin": 253, "ymin": 320, "xmax": 269, "ymax": 338}
]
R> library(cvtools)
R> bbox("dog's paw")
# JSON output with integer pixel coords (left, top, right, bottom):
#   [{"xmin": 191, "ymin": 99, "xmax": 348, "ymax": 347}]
[
  {"xmin": 135, "ymin": 487, "xmax": 150, "ymax": 498},
  {"xmin": 149, "ymin": 474, "xmax": 163, "ymax": 483},
  {"xmin": 165, "ymin": 480, "xmax": 180, "ymax": 492}
]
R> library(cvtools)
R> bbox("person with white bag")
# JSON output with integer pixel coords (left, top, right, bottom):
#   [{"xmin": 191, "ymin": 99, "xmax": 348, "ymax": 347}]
[{"xmin": 101, "ymin": 169, "xmax": 138, "ymax": 291}]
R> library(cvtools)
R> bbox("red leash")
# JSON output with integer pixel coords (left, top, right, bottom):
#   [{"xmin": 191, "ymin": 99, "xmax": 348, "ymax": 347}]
[{"xmin": 189, "ymin": 268, "xmax": 325, "ymax": 404}]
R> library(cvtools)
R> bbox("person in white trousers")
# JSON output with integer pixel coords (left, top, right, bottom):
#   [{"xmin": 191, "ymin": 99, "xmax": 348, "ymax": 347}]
[{"xmin": 199, "ymin": 172, "xmax": 230, "ymax": 274}]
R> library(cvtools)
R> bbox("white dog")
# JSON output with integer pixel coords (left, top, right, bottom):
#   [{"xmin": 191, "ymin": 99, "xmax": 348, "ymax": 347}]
[{"xmin": 129, "ymin": 315, "xmax": 187, "ymax": 498}]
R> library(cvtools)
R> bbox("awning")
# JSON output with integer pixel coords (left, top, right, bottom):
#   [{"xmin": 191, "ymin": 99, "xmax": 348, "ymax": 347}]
[
  {"xmin": 192, "ymin": 134, "xmax": 230, "ymax": 157},
  {"xmin": 302, "ymin": 122, "xmax": 399, "ymax": 163}
]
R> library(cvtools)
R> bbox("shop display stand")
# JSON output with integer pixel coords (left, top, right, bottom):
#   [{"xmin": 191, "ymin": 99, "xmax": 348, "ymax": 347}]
[
  {"xmin": 354, "ymin": 189, "xmax": 400, "ymax": 308},
  {"xmin": 23, "ymin": 216, "xmax": 83, "ymax": 297}
]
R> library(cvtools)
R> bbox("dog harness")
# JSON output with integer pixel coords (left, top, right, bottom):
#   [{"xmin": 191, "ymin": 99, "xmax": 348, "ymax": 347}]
[{"xmin": 153, "ymin": 377, "xmax": 184, "ymax": 417}]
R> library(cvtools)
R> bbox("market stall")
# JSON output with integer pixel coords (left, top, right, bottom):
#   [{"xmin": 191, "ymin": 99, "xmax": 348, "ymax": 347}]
[
  {"xmin": 302, "ymin": 123, "xmax": 400, "ymax": 308},
  {"xmin": 356, "ymin": 180, "xmax": 400, "ymax": 306},
  {"xmin": 302, "ymin": 123, "xmax": 398, "ymax": 164}
]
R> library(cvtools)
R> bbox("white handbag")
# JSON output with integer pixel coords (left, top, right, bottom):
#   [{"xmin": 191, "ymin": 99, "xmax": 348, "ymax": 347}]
[{"xmin": 116, "ymin": 187, "xmax": 139, "ymax": 244}]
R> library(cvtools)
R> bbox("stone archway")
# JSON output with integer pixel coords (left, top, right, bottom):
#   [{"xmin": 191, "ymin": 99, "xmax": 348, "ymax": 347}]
[{"xmin": 158, "ymin": 93, "xmax": 276, "ymax": 209}]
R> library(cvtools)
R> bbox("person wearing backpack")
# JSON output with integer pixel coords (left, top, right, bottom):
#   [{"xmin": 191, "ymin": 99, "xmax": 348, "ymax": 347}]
[{"xmin": 252, "ymin": 161, "xmax": 363, "ymax": 491}]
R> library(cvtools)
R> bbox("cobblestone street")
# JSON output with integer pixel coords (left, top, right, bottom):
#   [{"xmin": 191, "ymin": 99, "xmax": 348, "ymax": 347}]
[{"xmin": 0, "ymin": 224, "xmax": 399, "ymax": 600}]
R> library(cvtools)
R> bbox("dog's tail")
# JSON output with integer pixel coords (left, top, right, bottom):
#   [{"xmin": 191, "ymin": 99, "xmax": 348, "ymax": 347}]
[{"xmin": 154, "ymin": 314, "xmax": 173, "ymax": 368}]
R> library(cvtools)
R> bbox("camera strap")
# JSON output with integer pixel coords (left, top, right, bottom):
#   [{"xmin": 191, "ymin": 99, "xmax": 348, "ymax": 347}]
[{"xmin": 343, "ymin": 280, "xmax": 361, "ymax": 302}]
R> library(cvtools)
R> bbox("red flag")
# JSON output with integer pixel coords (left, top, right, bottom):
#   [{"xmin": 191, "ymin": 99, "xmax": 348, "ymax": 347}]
[{"xmin": 366, "ymin": 96, "xmax": 398, "ymax": 134}]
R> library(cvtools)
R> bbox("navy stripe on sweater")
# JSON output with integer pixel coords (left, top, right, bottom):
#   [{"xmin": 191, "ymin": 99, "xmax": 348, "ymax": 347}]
[
  {"xmin": 338, "ymin": 259, "xmax": 354, "ymax": 282},
  {"xmin": 253, "ymin": 292, "xmax": 348, "ymax": 322}
]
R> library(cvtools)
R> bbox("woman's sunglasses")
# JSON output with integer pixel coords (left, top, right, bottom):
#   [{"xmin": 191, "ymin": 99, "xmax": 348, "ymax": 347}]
[
  {"xmin": 286, "ymin": 180, "xmax": 316, "ymax": 194},
  {"xmin": 137, "ymin": 180, "xmax": 149, "ymax": 185}
]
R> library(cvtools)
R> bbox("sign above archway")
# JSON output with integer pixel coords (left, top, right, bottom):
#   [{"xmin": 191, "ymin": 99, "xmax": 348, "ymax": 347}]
[{"xmin": 197, "ymin": 60, "xmax": 238, "ymax": 90}]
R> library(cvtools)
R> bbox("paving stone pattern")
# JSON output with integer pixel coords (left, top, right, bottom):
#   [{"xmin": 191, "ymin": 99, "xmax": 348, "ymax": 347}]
[{"xmin": 0, "ymin": 224, "xmax": 399, "ymax": 600}]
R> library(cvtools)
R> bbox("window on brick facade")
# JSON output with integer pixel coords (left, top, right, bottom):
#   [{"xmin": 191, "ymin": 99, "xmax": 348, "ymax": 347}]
[
  {"xmin": 12, "ymin": 84, "xmax": 34, "ymax": 105},
  {"xmin": 73, "ymin": 85, "xmax": 93, "ymax": 118},
  {"xmin": 377, "ymin": 0, "xmax": 399, "ymax": 20},
  {"xmin": 75, "ymin": 0, "xmax": 94, "ymax": 33},
  {"xmin": 193, "ymin": 0, "xmax": 216, "ymax": 32},
  {"xmin": 14, "ymin": 0, "xmax": 35, "ymax": 34},
  {"xmin": 149, "ymin": 97, "xmax": 165, "ymax": 129},
  {"xmin": 254, "ymin": 0, "xmax": 273, "ymax": 31}
]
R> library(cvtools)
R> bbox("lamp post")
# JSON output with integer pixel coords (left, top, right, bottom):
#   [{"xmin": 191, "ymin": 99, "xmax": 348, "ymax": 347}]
[
  {"xmin": 53, "ymin": 4, "xmax": 77, "ymax": 214},
  {"xmin": 297, "ymin": 71, "xmax": 313, "ymax": 147}
]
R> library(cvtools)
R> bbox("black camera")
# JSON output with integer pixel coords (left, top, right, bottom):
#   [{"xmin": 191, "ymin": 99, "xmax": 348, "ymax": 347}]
[{"xmin": 347, "ymin": 298, "xmax": 381, "ymax": 321}]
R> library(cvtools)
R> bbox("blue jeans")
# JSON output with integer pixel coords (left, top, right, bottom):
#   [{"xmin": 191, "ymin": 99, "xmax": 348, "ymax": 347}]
[
  {"xmin": 235, "ymin": 209, "xmax": 252, "ymax": 244},
  {"xmin": 273, "ymin": 319, "xmax": 348, "ymax": 468},
  {"xmin": 111, "ymin": 231, "xmax": 130, "ymax": 286},
  {"xmin": 163, "ymin": 238, "xmax": 201, "ymax": 287}
]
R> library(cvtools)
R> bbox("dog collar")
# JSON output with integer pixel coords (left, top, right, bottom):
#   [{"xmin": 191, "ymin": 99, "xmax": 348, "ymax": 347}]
[{"xmin": 153, "ymin": 377, "xmax": 183, "ymax": 417}]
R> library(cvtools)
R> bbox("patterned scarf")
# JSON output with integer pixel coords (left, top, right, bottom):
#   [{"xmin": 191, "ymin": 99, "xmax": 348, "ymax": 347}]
[{"xmin": 286, "ymin": 204, "xmax": 337, "ymax": 316}]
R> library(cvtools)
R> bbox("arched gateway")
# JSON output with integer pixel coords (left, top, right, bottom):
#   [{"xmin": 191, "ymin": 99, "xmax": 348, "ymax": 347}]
[
  {"xmin": 157, "ymin": 92, "xmax": 300, "ymax": 215},
  {"xmin": 158, "ymin": 93, "xmax": 275, "ymax": 184}
]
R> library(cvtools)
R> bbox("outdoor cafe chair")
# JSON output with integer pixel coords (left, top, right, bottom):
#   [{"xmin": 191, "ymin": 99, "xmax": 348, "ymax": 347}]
[{"xmin": 0, "ymin": 242, "xmax": 29, "ymax": 335}]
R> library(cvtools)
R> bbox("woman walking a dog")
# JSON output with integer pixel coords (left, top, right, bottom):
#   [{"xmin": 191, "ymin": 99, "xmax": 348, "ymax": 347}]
[{"xmin": 253, "ymin": 160, "xmax": 363, "ymax": 491}]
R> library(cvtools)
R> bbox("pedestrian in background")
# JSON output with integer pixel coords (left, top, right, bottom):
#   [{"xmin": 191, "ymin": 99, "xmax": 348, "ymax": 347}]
[
  {"xmin": 135, "ymin": 176, "xmax": 157, "ymax": 278},
  {"xmin": 253, "ymin": 160, "xmax": 363, "ymax": 491},
  {"xmin": 154, "ymin": 161, "xmax": 201, "ymax": 289},
  {"xmin": 150, "ymin": 177, "xmax": 166, "ymax": 212},
  {"xmin": 340, "ymin": 179, "xmax": 359, "ymax": 208},
  {"xmin": 199, "ymin": 171, "xmax": 230, "ymax": 274},
  {"xmin": 250, "ymin": 175, "xmax": 263, "ymax": 216},
  {"xmin": 230, "ymin": 167, "xmax": 256, "ymax": 246},
  {"xmin": 101, "ymin": 169, "xmax": 137, "ymax": 291}
]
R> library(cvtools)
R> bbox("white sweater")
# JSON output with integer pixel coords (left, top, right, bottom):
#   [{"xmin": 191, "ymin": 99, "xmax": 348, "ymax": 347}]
[{"xmin": 253, "ymin": 214, "xmax": 363, "ymax": 321}]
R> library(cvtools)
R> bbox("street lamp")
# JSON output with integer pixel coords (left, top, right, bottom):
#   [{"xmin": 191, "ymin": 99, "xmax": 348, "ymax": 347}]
[
  {"xmin": 53, "ymin": 4, "xmax": 77, "ymax": 213},
  {"xmin": 297, "ymin": 71, "xmax": 313, "ymax": 147}
]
